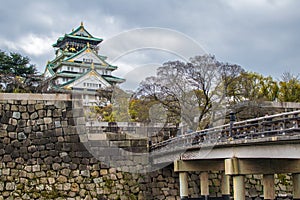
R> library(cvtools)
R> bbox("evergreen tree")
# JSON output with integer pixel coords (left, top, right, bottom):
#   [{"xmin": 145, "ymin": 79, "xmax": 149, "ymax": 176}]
[{"xmin": 0, "ymin": 50, "xmax": 42, "ymax": 93}]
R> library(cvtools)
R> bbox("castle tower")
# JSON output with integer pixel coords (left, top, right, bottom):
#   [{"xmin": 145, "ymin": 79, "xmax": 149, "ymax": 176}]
[{"xmin": 44, "ymin": 22, "xmax": 125, "ymax": 105}]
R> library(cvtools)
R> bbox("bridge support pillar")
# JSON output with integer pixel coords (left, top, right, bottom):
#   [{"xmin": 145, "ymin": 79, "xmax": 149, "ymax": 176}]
[
  {"xmin": 221, "ymin": 172, "xmax": 230, "ymax": 200},
  {"xmin": 233, "ymin": 175, "xmax": 245, "ymax": 200},
  {"xmin": 293, "ymin": 173, "xmax": 300, "ymax": 200},
  {"xmin": 200, "ymin": 171, "xmax": 209, "ymax": 199},
  {"xmin": 179, "ymin": 172, "xmax": 189, "ymax": 199},
  {"xmin": 263, "ymin": 174, "xmax": 275, "ymax": 200}
]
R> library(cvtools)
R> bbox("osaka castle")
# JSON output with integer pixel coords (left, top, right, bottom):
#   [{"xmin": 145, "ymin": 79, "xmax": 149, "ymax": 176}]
[{"xmin": 44, "ymin": 22, "xmax": 125, "ymax": 105}]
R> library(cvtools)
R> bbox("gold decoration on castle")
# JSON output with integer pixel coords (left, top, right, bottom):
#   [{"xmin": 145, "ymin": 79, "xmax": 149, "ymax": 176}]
[
  {"xmin": 69, "ymin": 47, "xmax": 76, "ymax": 52},
  {"xmin": 85, "ymin": 42, "xmax": 91, "ymax": 52},
  {"xmin": 89, "ymin": 70, "xmax": 97, "ymax": 77}
]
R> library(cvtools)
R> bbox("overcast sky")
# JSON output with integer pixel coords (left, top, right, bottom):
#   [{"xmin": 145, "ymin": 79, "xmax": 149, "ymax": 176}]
[{"xmin": 0, "ymin": 0, "xmax": 299, "ymax": 89}]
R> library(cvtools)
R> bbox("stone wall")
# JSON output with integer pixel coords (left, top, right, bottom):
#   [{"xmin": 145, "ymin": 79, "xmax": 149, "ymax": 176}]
[
  {"xmin": 143, "ymin": 169, "xmax": 293, "ymax": 199},
  {"xmin": 0, "ymin": 94, "xmax": 148, "ymax": 199},
  {"xmin": 141, "ymin": 167, "xmax": 224, "ymax": 199}
]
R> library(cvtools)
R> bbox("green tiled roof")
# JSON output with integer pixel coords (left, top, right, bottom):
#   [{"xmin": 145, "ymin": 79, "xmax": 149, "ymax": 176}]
[
  {"xmin": 56, "ymin": 68, "xmax": 125, "ymax": 89},
  {"xmin": 102, "ymin": 75, "xmax": 125, "ymax": 83},
  {"xmin": 52, "ymin": 34, "xmax": 102, "ymax": 47},
  {"xmin": 59, "ymin": 79, "xmax": 76, "ymax": 87},
  {"xmin": 52, "ymin": 23, "xmax": 103, "ymax": 47},
  {"xmin": 58, "ymin": 68, "xmax": 95, "ymax": 88},
  {"xmin": 69, "ymin": 23, "xmax": 93, "ymax": 37},
  {"xmin": 46, "ymin": 65, "xmax": 55, "ymax": 75},
  {"xmin": 62, "ymin": 46, "xmax": 118, "ymax": 70},
  {"xmin": 65, "ymin": 34, "xmax": 102, "ymax": 42},
  {"xmin": 56, "ymin": 72, "xmax": 79, "ymax": 77}
]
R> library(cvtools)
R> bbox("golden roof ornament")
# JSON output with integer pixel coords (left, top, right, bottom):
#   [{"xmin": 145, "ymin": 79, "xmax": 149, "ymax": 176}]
[
  {"xmin": 91, "ymin": 62, "xmax": 95, "ymax": 70},
  {"xmin": 85, "ymin": 42, "xmax": 91, "ymax": 52},
  {"xmin": 81, "ymin": 21, "xmax": 84, "ymax": 27}
]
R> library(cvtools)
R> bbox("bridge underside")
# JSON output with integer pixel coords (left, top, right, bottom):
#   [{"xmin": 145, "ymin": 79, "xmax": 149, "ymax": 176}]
[
  {"xmin": 174, "ymin": 158, "xmax": 300, "ymax": 200},
  {"xmin": 166, "ymin": 139, "xmax": 300, "ymax": 200},
  {"xmin": 153, "ymin": 137, "xmax": 300, "ymax": 165}
]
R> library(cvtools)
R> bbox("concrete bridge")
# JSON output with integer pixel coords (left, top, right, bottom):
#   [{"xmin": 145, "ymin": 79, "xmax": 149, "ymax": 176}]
[{"xmin": 150, "ymin": 110, "xmax": 300, "ymax": 200}]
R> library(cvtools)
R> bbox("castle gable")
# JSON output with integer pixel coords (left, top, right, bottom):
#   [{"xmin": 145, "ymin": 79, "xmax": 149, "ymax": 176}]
[
  {"xmin": 69, "ymin": 22, "xmax": 93, "ymax": 38},
  {"xmin": 66, "ymin": 47, "xmax": 107, "ymax": 66},
  {"xmin": 63, "ymin": 69, "xmax": 110, "ymax": 90}
]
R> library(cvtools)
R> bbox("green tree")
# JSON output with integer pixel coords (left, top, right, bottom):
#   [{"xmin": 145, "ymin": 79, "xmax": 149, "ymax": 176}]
[
  {"xmin": 279, "ymin": 72, "xmax": 300, "ymax": 102},
  {"xmin": 0, "ymin": 49, "xmax": 42, "ymax": 93},
  {"xmin": 228, "ymin": 72, "xmax": 279, "ymax": 102}
]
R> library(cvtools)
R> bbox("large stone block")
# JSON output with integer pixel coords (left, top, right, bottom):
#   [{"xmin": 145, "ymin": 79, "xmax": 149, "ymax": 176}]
[
  {"xmin": 12, "ymin": 112, "xmax": 21, "ymax": 119},
  {"xmin": 30, "ymin": 112, "xmax": 38, "ymax": 120},
  {"xmin": 17, "ymin": 120, "xmax": 26, "ymax": 127},
  {"xmin": 27, "ymin": 105, "xmax": 35, "ymax": 113},
  {"xmin": 21, "ymin": 112, "xmax": 29, "ymax": 119},
  {"xmin": 110, "ymin": 140, "xmax": 131, "ymax": 147},
  {"xmin": 17, "ymin": 132, "xmax": 27, "ymax": 140},
  {"xmin": 53, "ymin": 109, "xmax": 62, "ymax": 117},
  {"xmin": 35, "ymin": 104, "xmax": 44, "ymax": 110},
  {"xmin": 19, "ymin": 105, "xmax": 27, "ymax": 112},
  {"xmin": 0, "ymin": 112, "xmax": 11, "ymax": 124},
  {"xmin": 5, "ymin": 182, "xmax": 15, "ymax": 191},
  {"xmin": 106, "ymin": 133, "xmax": 126, "ymax": 141}
]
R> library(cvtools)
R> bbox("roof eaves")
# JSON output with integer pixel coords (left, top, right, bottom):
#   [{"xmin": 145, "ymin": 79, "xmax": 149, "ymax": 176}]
[
  {"xmin": 102, "ymin": 75, "xmax": 125, "ymax": 83},
  {"xmin": 59, "ymin": 79, "xmax": 76, "ymax": 87},
  {"xmin": 65, "ymin": 34, "xmax": 103, "ymax": 42}
]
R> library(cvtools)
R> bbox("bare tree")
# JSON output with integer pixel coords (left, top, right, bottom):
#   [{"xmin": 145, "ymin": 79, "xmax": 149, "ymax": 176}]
[{"xmin": 134, "ymin": 55, "xmax": 245, "ymax": 130}]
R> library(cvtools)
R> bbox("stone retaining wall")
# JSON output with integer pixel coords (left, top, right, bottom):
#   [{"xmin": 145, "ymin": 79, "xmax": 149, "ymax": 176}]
[
  {"xmin": 0, "ymin": 95, "xmax": 147, "ymax": 199},
  {"xmin": 143, "ymin": 169, "xmax": 293, "ymax": 199}
]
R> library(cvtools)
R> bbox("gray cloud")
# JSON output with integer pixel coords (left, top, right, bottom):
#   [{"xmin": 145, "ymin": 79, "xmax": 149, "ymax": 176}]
[{"xmin": 0, "ymin": 0, "xmax": 299, "ymax": 82}]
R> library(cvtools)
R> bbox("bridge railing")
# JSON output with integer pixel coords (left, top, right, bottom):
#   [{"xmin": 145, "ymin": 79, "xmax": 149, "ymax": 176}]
[{"xmin": 150, "ymin": 110, "xmax": 300, "ymax": 152}]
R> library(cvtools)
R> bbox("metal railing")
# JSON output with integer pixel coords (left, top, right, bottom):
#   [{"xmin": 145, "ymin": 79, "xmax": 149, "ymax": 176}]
[{"xmin": 150, "ymin": 110, "xmax": 300, "ymax": 152}]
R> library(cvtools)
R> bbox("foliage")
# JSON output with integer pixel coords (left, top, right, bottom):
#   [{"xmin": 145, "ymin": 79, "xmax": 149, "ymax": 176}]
[
  {"xmin": 94, "ymin": 104, "xmax": 115, "ymax": 122},
  {"xmin": 230, "ymin": 72, "xmax": 279, "ymax": 102},
  {"xmin": 0, "ymin": 49, "xmax": 43, "ymax": 93},
  {"xmin": 95, "ymin": 87, "xmax": 132, "ymax": 122},
  {"xmin": 278, "ymin": 72, "xmax": 300, "ymax": 102},
  {"xmin": 129, "ymin": 98, "xmax": 153, "ymax": 123}
]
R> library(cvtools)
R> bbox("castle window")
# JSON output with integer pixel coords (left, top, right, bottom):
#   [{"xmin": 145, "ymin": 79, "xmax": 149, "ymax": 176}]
[
  {"xmin": 83, "ymin": 82, "xmax": 102, "ymax": 88},
  {"xmin": 83, "ymin": 58, "xmax": 93, "ymax": 63}
]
